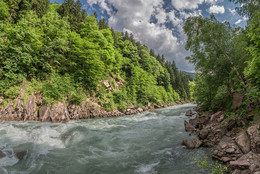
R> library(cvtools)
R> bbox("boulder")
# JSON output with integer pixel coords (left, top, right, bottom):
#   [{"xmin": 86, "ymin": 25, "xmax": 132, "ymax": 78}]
[
  {"xmin": 238, "ymin": 152, "xmax": 260, "ymax": 171},
  {"xmin": 0, "ymin": 150, "xmax": 5, "ymax": 158},
  {"xmin": 39, "ymin": 104, "xmax": 51, "ymax": 122},
  {"xmin": 199, "ymin": 128, "xmax": 209, "ymax": 139},
  {"xmin": 185, "ymin": 110, "xmax": 193, "ymax": 116},
  {"xmin": 184, "ymin": 120, "xmax": 196, "ymax": 132},
  {"xmin": 247, "ymin": 124, "xmax": 260, "ymax": 153},
  {"xmin": 230, "ymin": 160, "xmax": 251, "ymax": 170},
  {"xmin": 231, "ymin": 93, "xmax": 244, "ymax": 110},
  {"xmin": 15, "ymin": 151, "xmax": 27, "ymax": 160},
  {"xmin": 23, "ymin": 95, "xmax": 38, "ymax": 121},
  {"xmin": 49, "ymin": 102, "xmax": 70, "ymax": 122},
  {"xmin": 235, "ymin": 131, "xmax": 251, "ymax": 154},
  {"xmin": 68, "ymin": 104, "xmax": 81, "ymax": 120},
  {"xmin": 210, "ymin": 111, "xmax": 223, "ymax": 122},
  {"xmin": 182, "ymin": 138, "xmax": 202, "ymax": 149},
  {"xmin": 137, "ymin": 108, "xmax": 143, "ymax": 113}
]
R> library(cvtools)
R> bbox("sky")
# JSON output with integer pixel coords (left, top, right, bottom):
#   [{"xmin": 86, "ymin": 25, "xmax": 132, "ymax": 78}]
[{"xmin": 50, "ymin": 0, "xmax": 247, "ymax": 72}]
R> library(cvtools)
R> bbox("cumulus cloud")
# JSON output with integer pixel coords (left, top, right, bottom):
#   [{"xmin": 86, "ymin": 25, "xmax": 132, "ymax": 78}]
[
  {"xmin": 207, "ymin": 5, "xmax": 225, "ymax": 14},
  {"xmin": 171, "ymin": 0, "xmax": 220, "ymax": 10},
  {"xmin": 235, "ymin": 19, "xmax": 242, "ymax": 25},
  {"xmin": 86, "ymin": 0, "xmax": 235, "ymax": 71},
  {"xmin": 228, "ymin": 8, "xmax": 236, "ymax": 15}
]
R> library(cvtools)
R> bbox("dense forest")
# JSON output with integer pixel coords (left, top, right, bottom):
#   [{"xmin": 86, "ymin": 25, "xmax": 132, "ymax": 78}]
[
  {"xmin": 185, "ymin": 0, "xmax": 259, "ymax": 113},
  {"xmin": 0, "ymin": 0, "xmax": 192, "ymax": 111}
]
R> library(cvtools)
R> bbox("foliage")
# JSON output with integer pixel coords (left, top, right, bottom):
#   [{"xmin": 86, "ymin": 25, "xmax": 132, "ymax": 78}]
[
  {"xmin": 245, "ymin": 11, "xmax": 260, "ymax": 93},
  {"xmin": 183, "ymin": 15, "xmax": 252, "ymax": 111},
  {"xmin": 194, "ymin": 156, "xmax": 228, "ymax": 174},
  {"xmin": 0, "ymin": 1, "xmax": 192, "ymax": 110}
]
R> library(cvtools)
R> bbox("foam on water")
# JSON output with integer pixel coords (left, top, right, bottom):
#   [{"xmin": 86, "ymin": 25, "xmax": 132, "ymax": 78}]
[{"xmin": 0, "ymin": 103, "xmax": 209, "ymax": 174}]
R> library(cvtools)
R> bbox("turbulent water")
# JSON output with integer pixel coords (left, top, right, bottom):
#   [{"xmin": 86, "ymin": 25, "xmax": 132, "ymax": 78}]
[{"xmin": 0, "ymin": 103, "xmax": 209, "ymax": 174}]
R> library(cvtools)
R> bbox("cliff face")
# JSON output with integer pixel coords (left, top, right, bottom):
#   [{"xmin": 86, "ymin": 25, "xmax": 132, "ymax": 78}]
[
  {"xmin": 0, "ymin": 86, "xmax": 178, "ymax": 122},
  {"xmin": 0, "ymin": 91, "xmax": 134, "ymax": 122}
]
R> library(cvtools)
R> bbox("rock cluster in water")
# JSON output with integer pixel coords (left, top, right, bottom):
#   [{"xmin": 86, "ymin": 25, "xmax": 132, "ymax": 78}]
[{"xmin": 183, "ymin": 109, "xmax": 260, "ymax": 174}]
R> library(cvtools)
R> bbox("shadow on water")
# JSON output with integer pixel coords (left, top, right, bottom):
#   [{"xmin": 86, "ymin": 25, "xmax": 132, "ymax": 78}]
[{"xmin": 0, "ymin": 103, "xmax": 209, "ymax": 174}]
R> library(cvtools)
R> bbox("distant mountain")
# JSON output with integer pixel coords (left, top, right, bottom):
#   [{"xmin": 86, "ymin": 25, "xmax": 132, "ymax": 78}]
[{"xmin": 182, "ymin": 71, "xmax": 196, "ymax": 79}]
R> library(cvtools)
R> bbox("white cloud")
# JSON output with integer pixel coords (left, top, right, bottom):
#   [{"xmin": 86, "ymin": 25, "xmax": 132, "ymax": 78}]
[
  {"xmin": 86, "ymin": 0, "xmax": 197, "ymax": 71},
  {"xmin": 171, "ymin": 0, "xmax": 204, "ymax": 10},
  {"xmin": 87, "ymin": 0, "xmax": 112, "ymax": 14},
  {"xmin": 228, "ymin": 8, "xmax": 236, "ymax": 15},
  {"xmin": 235, "ymin": 19, "xmax": 242, "ymax": 25},
  {"xmin": 155, "ymin": 8, "xmax": 168, "ymax": 24},
  {"xmin": 171, "ymin": 0, "xmax": 220, "ymax": 10},
  {"xmin": 208, "ymin": 5, "xmax": 225, "ymax": 14},
  {"xmin": 167, "ymin": 11, "xmax": 183, "ymax": 26}
]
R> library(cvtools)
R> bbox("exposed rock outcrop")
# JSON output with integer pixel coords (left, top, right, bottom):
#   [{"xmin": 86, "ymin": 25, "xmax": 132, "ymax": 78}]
[{"xmin": 183, "ymin": 108, "xmax": 260, "ymax": 174}]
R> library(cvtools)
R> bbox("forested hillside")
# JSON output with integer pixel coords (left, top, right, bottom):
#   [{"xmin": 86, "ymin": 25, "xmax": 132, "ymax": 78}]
[
  {"xmin": 0, "ymin": 0, "xmax": 192, "ymax": 111},
  {"xmin": 185, "ymin": 0, "xmax": 259, "ymax": 112}
]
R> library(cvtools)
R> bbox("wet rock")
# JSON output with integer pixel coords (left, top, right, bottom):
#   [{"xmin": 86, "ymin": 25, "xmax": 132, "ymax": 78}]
[
  {"xmin": 199, "ymin": 128, "xmax": 209, "ymax": 139},
  {"xmin": 185, "ymin": 110, "xmax": 193, "ymax": 116},
  {"xmin": 0, "ymin": 150, "xmax": 6, "ymax": 158},
  {"xmin": 15, "ymin": 151, "xmax": 27, "ymax": 160},
  {"xmin": 232, "ymin": 93, "xmax": 244, "ymax": 110},
  {"xmin": 182, "ymin": 138, "xmax": 202, "ymax": 149},
  {"xmin": 235, "ymin": 131, "xmax": 251, "ymax": 154},
  {"xmin": 230, "ymin": 160, "xmax": 251, "ymax": 170},
  {"xmin": 184, "ymin": 120, "xmax": 196, "ymax": 132}
]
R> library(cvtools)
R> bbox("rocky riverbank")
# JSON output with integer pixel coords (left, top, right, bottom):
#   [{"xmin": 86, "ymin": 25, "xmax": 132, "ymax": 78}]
[
  {"xmin": 183, "ymin": 109, "xmax": 260, "ymax": 174},
  {"xmin": 0, "ymin": 88, "xmax": 185, "ymax": 122}
]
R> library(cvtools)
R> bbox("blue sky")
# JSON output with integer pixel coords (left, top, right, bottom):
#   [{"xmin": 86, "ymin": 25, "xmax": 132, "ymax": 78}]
[{"xmin": 50, "ymin": 0, "xmax": 247, "ymax": 72}]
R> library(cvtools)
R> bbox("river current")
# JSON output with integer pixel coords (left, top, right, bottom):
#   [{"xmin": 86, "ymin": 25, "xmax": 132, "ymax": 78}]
[{"xmin": 0, "ymin": 103, "xmax": 209, "ymax": 174}]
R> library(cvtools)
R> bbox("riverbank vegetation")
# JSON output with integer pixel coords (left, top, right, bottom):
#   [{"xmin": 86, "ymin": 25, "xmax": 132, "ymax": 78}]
[
  {"xmin": 0, "ymin": 0, "xmax": 192, "ymax": 110},
  {"xmin": 185, "ymin": 0, "xmax": 259, "ymax": 114}
]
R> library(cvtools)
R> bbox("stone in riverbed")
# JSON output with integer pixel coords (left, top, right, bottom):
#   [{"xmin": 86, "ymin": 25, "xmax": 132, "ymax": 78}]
[
  {"xmin": 182, "ymin": 138, "xmax": 202, "ymax": 149},
  {"xmin": 15, "ymin": 151, "xmax": 27, "ymax": 160},
  {"xmin": 185, "ymin": 110, "xmax": 193, "ymax": 116},
  {"xmin": 0, "ymin": 150, "xmax": 6, "ymax": 158},
  {"xmin": 199, "ymin": 128, "xmax": 209, "ymax": 139},
  {"xmin": 184, "ymin": 120, "xmax": 196, "ymax": 132}
]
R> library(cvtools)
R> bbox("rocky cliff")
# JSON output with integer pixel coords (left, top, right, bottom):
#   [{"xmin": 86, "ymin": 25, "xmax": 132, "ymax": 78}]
[{"xmin": 183, "ymin": 109, "xmax": 260, "ymax": 174}]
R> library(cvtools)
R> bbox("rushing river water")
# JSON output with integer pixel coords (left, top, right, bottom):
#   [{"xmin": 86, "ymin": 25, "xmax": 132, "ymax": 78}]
[{"xmin": 0, "ymin": 103, "xmax": 209, "ymax": 174}]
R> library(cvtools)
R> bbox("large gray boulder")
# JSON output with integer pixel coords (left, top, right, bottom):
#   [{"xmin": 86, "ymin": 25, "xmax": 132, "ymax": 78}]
[
  {"xmin": 182, "ymin": 138, "xmax": 202, "ymax": 149},
  {"xmin": 235, "ymin": 131, "xmax": 251, "ymax": 154}
]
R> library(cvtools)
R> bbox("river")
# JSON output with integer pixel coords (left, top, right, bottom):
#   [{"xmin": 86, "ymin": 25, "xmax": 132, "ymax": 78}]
[{"xmin": 0, "ymin": 103, "xmax": 209, "ymax": 174}]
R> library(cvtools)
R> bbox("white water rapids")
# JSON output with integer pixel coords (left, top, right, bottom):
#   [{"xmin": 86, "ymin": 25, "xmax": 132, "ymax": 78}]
[{"xmin": 0, "ymin": 103, "xmax": 209, "ymax": 174}]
